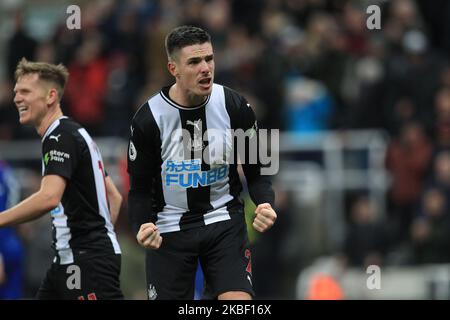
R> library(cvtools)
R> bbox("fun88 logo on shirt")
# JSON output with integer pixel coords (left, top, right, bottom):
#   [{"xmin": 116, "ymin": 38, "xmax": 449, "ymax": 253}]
[{"xmin": 164, "ymin": 159, "xmax": 228, "ymax": 188}]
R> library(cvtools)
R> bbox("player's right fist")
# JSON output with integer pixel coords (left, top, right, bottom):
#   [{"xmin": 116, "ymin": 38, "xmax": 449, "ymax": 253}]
[{"xmin": 137, "ymin": 223, "xmax": 163, "ymax": 249}]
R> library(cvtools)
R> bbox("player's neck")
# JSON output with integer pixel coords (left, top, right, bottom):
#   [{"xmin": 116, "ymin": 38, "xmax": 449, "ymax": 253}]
[
  {"xmin": 169, "ymin": 84, "xmax": 207, "ymax": 107},
  {"xmin": 37, "ymin": 105, "xmax": 64, "ymax": 137}
]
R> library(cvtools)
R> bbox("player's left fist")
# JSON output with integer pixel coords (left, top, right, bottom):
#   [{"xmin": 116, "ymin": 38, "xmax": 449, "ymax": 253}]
[{"xmin": 253, "ymin": 203, "xmax": 277, "ymax": 233}]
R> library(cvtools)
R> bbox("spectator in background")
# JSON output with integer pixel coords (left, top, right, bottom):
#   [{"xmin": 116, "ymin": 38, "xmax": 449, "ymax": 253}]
[
  {"xmin": 433, "ymin": 87, "xmax": 450, "ymax": 148},
  {"xmin": 0, "ymin": 81, "xmax": 18, "ymax": 140},
  {"xmin": 343, "ymin": 195, "xmax": 387, "ymax": 268},
  {"xmin": 341, "ymin": 2, "xmax": 370, "ymax": 56},
  {"xmin": 386, "ymin": 120, "xmax": 433, "ymax": 242},
  {"xmin": 6, "ymin": 11, "xmax": 37, "ymax": 81},
  {"xmin": 64, "ymin": 33, "xmax": 108, "ymax": 136},
  {"xmin": 284, "ymin": 76, "xmax": 334, "ymax": 133},
  {"xmin": 416, "ymin": 0, "xmax": 450, "ymax": 56},
  {"xmin": 410, "ymin": 188, "xmax": 450, "ymax": 264},
  {"xmin": 0, "ymin": 160, "xmax": 24, "ymax": 299},
  {"xmin": 384, "ymin": 0, "xmax": 424, "ymax": 53},
  {"xmin": 424, "ymin": 150, "xmax": 450, "ymax": 198},
  {"xmin": 252, "ymin": 182, "xmax": 292, "ymax": 299}
]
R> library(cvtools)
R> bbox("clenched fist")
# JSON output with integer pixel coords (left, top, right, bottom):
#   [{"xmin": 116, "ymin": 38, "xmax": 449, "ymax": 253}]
[
  {"xmin": 253, "ymin": 203, "xmax": 277, "ymax": 233},
  {"xmin": 137, "ymin": 223, "xmax": 163, "ymax": 249}
]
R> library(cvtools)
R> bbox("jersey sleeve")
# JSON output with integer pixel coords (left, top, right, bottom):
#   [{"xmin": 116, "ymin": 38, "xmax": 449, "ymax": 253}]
[
  {"xmin": 127, "ymin": 116, "xmax": 158, "ymax": 176},
  {"xmin": 235, "ymin": 96, "xmax": 275, "ymax": 207},
  {"xmin": 237, "ymin": 96, "xmax": 258, "ymax": 133},
  {"xmin": 42, "ymin": 131, "xmax": 79, "ymax": 180},
  {"xmin": 127, "ymin": 105, "xmax": 160, "ymax": 233}
]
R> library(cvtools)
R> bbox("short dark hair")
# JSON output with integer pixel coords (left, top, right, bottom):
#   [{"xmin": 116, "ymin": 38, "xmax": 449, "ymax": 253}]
[
  {"xmin": 15, "ymin": 58, "xmax": 69, "ymax": 101},
  {"xmin": 165, "ymin": 25, "xmax": 211, "ymax": 60}
]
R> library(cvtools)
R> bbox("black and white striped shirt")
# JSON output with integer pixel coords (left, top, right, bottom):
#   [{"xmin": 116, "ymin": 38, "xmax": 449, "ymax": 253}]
[
  {"xmin": 128, "ymin": 84, "xmax": 274, "ymax": 234},
  {"xmin": 42, "ymin": 117, "xmax": 121, "ymax": 264}
]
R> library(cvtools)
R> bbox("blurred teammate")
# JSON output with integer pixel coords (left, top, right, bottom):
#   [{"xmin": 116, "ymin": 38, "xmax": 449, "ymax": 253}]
[
  {"xmin": 0, "ymin": 59, "xmax": 123, "ymax": 300},
  {"xmin": 128, "ymin": 25, "xmax": 277, "ymax": 300},
  {"xmin": 0, "ymin": 160, "xmax": 24, "ymax": 299}
]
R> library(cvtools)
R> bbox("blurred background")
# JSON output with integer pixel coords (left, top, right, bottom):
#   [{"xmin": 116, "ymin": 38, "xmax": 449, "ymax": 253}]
[{"xmin": 1, "ymin": 0, "xmax": 450, "ymax": 299}]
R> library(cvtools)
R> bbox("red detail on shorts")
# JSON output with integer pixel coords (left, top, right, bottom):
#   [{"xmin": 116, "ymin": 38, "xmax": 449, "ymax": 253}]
[
  {"xmin": 78, "ymin": 296, "xmax": 85, "ymax": 300},
  {"xmin": 245, "ymin": 249, "xmax": 252, "ymax": 274},
  {"xmin": 87, "ymin": 293, "xmax": 98, "ymax": 300}
]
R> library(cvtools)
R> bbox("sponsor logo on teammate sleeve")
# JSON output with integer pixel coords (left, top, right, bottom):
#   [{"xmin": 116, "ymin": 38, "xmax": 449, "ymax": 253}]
[
  {"xmin": 44, "ymin": 153, "xmax": 50, "ymax": 166},
  {"xmin": 44, "ymin": 150, "xmax": 70, "ymax": 165}
]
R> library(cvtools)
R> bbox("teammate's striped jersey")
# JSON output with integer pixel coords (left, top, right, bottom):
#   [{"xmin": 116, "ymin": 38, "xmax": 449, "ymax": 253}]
[
  {"xmin": 128, "ymin": 84, "xmax": 274, "ymax": 233},
  {"xmin": 41, "ymin": 117, "xmax": 121, "ymax": 264}
]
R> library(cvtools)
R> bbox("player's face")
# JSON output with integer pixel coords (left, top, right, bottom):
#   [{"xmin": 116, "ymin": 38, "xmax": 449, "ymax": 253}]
[
  {"xmin": 13, "ymin": 73, "xmax": 49, "ymax": 126},
  {"xmin": 172, "ymin": 42, "xmax": 215, "ymax": 98}
]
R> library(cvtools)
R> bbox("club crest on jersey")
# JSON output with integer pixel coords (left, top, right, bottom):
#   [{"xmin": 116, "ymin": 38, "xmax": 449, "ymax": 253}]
[
  {"xmin": 129, "ymin": 141, "xmax": 137, "ymax": 161},
  {"xmin": 148, "ymin": 284, "xmax": 157, "ymax": 300},
  {"xmin": 186, "ymin": 119, "xmax": 204, "ymax": 151}
]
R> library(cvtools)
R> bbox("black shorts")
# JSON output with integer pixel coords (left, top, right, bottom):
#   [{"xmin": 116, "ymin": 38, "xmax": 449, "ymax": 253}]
[
  {"xmin": 36, "ymin": 254, "xmax": 123, "ymax": 300},
  {"xmin": 145, "ymin": 213, "xmax": 254, "ymax": 300}
]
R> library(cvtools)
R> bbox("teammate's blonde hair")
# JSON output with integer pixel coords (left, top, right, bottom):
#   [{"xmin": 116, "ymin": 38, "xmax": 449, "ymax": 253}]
[{"xmin": 15, "ymin": 58, "xmax": 69, "ymax": 101}]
